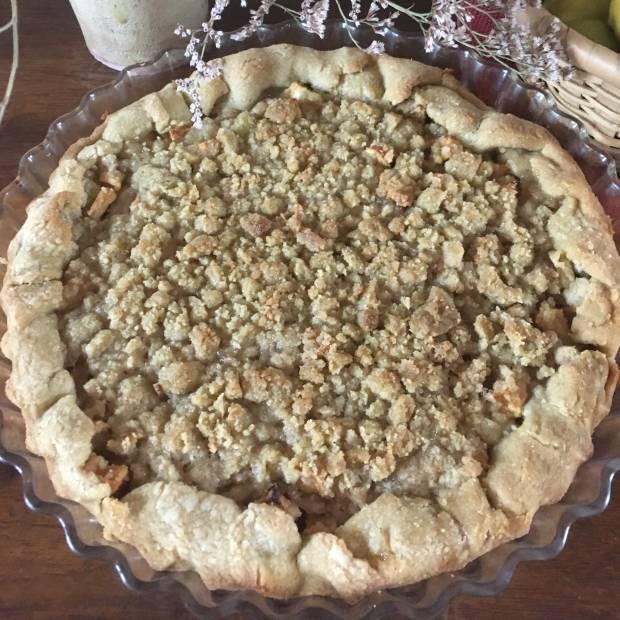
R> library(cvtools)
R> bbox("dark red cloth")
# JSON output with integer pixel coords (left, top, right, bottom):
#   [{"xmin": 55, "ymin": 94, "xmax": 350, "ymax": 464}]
[{"xmin": 466, "ymin": 3, "xmax": 503, "ymax": 36}]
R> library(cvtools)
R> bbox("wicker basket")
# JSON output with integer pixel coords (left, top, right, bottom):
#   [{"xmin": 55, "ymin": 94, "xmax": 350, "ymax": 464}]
[{"xmin": 527, "ymin": 7, "xmax": 620, "ymax": 165}]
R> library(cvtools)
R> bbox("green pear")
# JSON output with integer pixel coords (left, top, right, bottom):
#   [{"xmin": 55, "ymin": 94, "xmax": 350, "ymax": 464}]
[
  {"xmin": 545, "ymin": 0, "xmax": 610, "ymax": 22},
  {"xmin": 609, "ymin": 0, "xmax": 620, "ymax": 40},
  {"xmin": 567, "ymin": 17, "xmax": 620, "ymax": 50}
]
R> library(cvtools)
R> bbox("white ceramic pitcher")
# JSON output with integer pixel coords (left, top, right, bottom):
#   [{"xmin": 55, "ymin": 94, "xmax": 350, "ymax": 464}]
[{"xmin": 69, "ymin": 0, "xmax": 208, "ymax": 70}]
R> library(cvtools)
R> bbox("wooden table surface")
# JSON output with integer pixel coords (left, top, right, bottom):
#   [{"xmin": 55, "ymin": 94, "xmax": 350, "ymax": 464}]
[{"xmin": 1, "ymin": 2, "xmax": 619, "ymax": 619}]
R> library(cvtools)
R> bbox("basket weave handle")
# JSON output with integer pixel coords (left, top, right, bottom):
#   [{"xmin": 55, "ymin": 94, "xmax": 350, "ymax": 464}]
[{"xmin": 525, "ymin": 7, "xmax": 620, "ymax": 89}]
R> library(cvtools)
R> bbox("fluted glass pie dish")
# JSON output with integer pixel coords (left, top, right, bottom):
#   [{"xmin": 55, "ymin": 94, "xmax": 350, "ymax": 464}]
[{"xmin": 1, "ymin": 20, "xmax": 619, "ymax": 620}]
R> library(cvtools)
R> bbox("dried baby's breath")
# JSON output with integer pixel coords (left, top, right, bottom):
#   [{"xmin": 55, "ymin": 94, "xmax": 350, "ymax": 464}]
[
  {"xmin": 231, "ymin": 0, "xmax": 277, "ymax": 41},
  {"xmin": 424, "ymin": 0, "xmax": 573, "ymax": 84},
  {"xmin": 300, "ymin": 0, "xmax": 330, "ymax": 37},
  {"xmin": 175, "ymin": 0, "xmax": 573, "ymax": 127}
]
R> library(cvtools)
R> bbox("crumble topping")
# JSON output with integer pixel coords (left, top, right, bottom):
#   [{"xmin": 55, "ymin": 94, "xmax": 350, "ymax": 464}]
[{"xmin": 59, "ymin": 83, "xmax": 577, "ymax": 524}]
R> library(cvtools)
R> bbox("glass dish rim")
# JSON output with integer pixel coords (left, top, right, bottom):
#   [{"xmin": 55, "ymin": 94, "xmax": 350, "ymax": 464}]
[{"xmin": 0, "ymin": 19, "xmax": 619, "ymax": 620}]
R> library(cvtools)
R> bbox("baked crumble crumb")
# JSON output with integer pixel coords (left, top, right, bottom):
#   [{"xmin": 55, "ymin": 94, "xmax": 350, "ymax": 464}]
[{"xmin": 60, "ymin": 86, "xmax": 574, "ymax": 525}]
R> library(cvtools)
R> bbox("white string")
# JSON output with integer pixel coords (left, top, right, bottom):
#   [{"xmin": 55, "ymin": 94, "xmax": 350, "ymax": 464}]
[
  {"xmin": 0, "ymin": 0, "xmax": 19, "ymax": 127},
  {"xmin": 0, "ymin": 18, "xmax": 13, "ymax": 34}
]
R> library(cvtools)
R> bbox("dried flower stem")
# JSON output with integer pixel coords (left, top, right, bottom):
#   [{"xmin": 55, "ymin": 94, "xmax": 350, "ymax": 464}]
[
  {"xmin": 273, "ymin": 3, "xmax": 302, "ymax": 18},
  {"xmin": 175, "ymin": 0, "xmax": 573, "ymax": 127},
  {"xmin": 0, "ymin": 0, "xmax": 19, "ymax": 127}
]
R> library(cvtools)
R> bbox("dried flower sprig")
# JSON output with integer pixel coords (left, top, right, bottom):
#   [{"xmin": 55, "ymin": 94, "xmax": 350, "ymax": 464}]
[
  {"xmin": 420, "ymin": 0, "xmax": 572, "ymax": 84},
  {"xmin": 175, "ymin": 0, "xmax": 573, "ymax": 127}
]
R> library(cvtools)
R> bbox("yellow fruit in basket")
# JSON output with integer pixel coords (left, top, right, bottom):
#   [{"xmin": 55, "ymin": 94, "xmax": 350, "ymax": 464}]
[
  {"xmin": 610, "ymin": 0, "xmax": 620, "ymax": 40},
  {"xmin": 567, "ymin": 18, "xmax": 620, "ymax": 50},
  {"xmin": 545, "ymin": 0, "xmax": 610, "ymax": 22}
]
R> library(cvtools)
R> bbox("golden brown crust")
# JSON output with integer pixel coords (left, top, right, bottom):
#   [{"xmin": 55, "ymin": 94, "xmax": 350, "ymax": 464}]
[
  {"xmin": 1, "ymin": 43, "xmax": 619, "ymax": 600},
  {"xmin": 484, "ymin": 351, "xmax": 614, "ymax": 515}
]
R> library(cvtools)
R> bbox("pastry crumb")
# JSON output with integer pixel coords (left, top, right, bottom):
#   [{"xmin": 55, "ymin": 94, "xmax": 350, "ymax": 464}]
[{"xmin": 60, "ymin": 85, "xmax": 573, "ymax": 521}]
